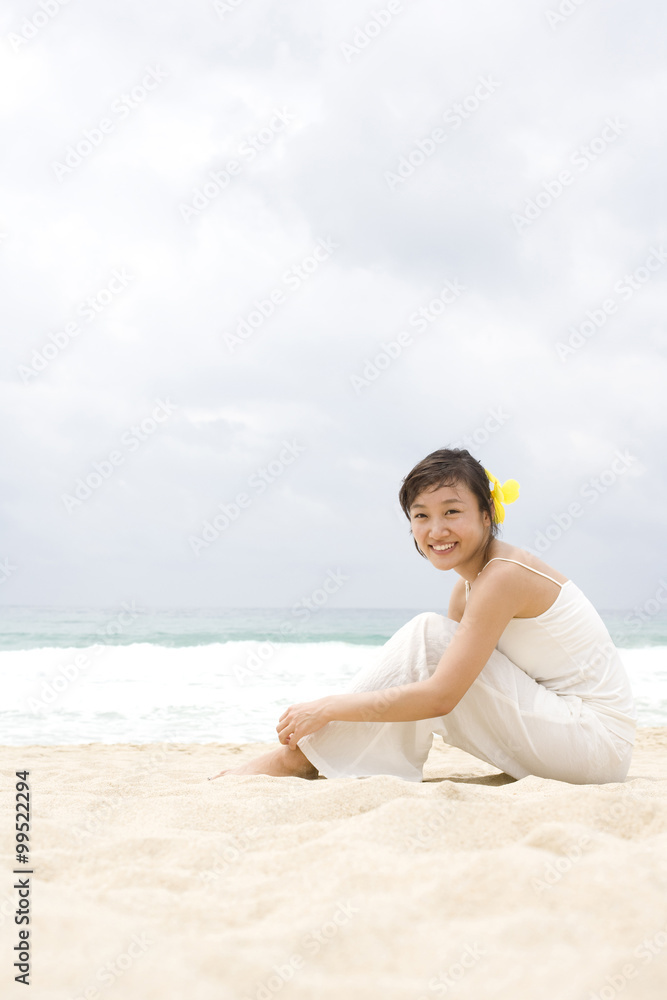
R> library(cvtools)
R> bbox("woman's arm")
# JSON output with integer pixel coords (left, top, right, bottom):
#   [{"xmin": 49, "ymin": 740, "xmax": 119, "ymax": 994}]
[
  {"xmin": 427, "ymin": 566, "xmax": 524, "ymax": 713},
  {"xmin": 276, "ymin": 684, "xmax": 441, "ymax": 750},
  {"xmin": 447, "ymin": 576, "xmax": 467, "ymax": 622},
  {"xmin": 277, "ymin": 566, "xmax": 525, "ymax": 745}
]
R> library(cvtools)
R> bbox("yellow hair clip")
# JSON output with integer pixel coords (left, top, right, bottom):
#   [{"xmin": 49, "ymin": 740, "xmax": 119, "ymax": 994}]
[{"xmin": 484, "ymin": 469, "xmax": 520, "ymax": 523}]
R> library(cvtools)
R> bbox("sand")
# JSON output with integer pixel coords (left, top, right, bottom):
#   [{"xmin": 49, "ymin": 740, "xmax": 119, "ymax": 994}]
[{"xmin": 1, "ymin": 729, "xmax": 667, "ymax": 1000}]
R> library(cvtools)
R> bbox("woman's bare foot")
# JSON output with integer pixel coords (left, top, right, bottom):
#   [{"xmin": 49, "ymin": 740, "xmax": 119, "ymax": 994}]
[{"xmin": 208, "ymin": 744, "xmax": 319, "ymax": 780}]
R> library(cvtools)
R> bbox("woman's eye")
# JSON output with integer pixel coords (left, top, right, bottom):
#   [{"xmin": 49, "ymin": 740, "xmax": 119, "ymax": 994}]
[{"xmin": 413, "ymin": 510, "xmax": 460, "ymax": 518}]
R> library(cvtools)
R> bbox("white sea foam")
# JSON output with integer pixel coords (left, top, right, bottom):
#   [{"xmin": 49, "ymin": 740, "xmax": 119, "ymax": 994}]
[
  {"xmin": 616, "ymin": 647, "xmax": 667, "ymax": 726},
  {"xmin": 1, "ymin": 641, "xmax": 664, "ymax": 745},
  {"xmin": 1, "ymin": 641, "xmax": 375, "ymax": 744}
]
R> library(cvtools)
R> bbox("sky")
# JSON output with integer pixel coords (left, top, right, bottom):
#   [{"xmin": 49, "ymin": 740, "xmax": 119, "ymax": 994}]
[{"xmin": 0, "ymin": 0, "xmax": 665, "ymax": 612}]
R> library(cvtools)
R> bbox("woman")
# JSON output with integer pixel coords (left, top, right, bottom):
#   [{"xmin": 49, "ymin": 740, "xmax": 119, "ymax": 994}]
[{"xmin": 210, "ymin": 448, "xmax": 636, "ymax": 784}]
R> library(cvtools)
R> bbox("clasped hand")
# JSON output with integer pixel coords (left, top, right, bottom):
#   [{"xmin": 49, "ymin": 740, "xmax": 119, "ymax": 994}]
[{"xmin": 276, "ymin": 696, "xmax": 333, "ymax": 749}]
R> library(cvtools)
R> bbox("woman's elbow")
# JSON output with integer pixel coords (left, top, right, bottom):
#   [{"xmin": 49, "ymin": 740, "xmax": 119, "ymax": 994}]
[{"xmin": 427, "ymin": 684, "xmax": 457, "ymax": 718}]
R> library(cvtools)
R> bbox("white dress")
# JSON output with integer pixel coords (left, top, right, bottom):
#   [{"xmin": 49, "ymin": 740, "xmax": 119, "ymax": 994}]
[{"xmin": 297, "ymin": 559, "xmax": 637, "ymax": 784}]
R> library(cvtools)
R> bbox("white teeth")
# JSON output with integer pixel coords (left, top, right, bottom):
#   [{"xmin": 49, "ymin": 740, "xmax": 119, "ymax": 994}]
[{"xmin": 432, "ymin": 543, "xmax": 455, "ymax": 551}]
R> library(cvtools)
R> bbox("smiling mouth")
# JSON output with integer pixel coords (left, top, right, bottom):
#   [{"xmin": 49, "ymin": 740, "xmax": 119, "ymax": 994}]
[{"xmin": 430, "ymin": 542, "xmax": 457, "ymax": 553}]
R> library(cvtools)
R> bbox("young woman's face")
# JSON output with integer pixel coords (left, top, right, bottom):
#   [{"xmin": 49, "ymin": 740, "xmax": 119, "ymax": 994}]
[{"xmin": 409, "ymin": 481, "xmax": 491, "ymax": 568}]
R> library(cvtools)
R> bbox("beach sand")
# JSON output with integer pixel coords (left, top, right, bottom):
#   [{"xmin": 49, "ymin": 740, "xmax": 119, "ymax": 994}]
[{"xmin": 1, "ymin": 729, "xmax": 667, "ymax": 1000}]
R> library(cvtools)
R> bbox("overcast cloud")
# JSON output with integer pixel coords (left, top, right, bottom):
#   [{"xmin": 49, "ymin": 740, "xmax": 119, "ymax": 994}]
[{"xmin": 0, "ymin": 0, "xmax": 665, "ymax": 612}]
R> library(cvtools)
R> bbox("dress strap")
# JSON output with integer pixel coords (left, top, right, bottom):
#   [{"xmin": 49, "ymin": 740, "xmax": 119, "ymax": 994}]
[{"xmin": 481, "ymin": 557, "xmax": 564, "ymax": 588}]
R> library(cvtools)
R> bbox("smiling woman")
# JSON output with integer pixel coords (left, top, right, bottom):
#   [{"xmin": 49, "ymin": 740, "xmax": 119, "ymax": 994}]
[{"xmin": 209, "ymin": 448, "xmax": 637, "ymax": 785}]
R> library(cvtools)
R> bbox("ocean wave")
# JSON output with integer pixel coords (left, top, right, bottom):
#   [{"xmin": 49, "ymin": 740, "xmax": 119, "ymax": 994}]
[{"xmin": 1, "ymin": 641, "xmax": 664, "ymax": 745}]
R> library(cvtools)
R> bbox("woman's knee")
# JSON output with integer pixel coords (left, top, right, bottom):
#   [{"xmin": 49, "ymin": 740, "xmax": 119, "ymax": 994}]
[
  {"xmin": 419, "ymin": 612, "xmax": 460, "ymax": 639},
  {"xmin": 411, "ymin": 611, "xmax": 459, "ymax": 629},
  {"xmin": 401, "ymin": 613, "xmax": 459, "ymax": 654}
]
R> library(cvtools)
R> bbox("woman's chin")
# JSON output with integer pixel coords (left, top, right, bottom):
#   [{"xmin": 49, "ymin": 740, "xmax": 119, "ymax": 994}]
[{"xmin": 429, "ymin": 556, "xmax": 455, "ymax": 570}]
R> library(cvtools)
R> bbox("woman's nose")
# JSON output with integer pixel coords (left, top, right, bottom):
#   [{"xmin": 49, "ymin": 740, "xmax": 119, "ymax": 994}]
[{"xmin": 428, "ymin": 521, "xmax": 450, "ymax": 538}]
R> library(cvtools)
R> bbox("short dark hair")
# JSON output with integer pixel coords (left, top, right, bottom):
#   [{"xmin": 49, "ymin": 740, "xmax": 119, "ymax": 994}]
[{"xmin": 398, "ymin": 448, "xmax": 499, "ymax": 558}]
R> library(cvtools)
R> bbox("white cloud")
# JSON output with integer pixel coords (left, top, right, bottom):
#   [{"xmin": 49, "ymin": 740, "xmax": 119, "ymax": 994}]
[{"xmin": 0, "ymin": 0, "xmax": 665, "ymax": 609}]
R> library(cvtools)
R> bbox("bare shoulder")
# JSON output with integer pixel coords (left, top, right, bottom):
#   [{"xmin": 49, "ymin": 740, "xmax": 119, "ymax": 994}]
[
  {"xmin": 447, "ymin": 577, "xmax": 467, "ymax": 622},
  {"xmin": 478, "ymin": 545, "xmax": 569, "ymax": 619},
  {"xmin": 489, "ymin": 546, "xmax": 569, "ymax": 585}
]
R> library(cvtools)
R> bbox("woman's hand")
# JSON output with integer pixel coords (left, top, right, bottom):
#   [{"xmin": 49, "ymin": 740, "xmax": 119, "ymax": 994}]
[{"xmin": 276, "ymin": 697, "xmax": 334, "ymax": 749}]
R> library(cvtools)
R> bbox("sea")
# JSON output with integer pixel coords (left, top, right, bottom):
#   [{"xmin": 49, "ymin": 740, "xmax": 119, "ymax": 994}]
[{"xmin": 1, "ymin": 606, "xmax": 666, "ymax": 745}]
